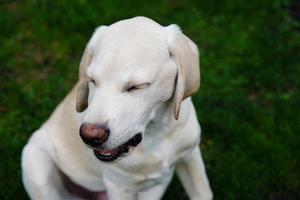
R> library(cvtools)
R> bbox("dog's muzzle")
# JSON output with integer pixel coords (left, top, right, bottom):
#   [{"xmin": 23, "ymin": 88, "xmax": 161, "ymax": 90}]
[
  {"xmin": 93, "ymin": 133, "xmax": 142, "ymax": 162},
  {"xmin": 79, "ymin": 123, "xmax": 142, "ymax": 162}
]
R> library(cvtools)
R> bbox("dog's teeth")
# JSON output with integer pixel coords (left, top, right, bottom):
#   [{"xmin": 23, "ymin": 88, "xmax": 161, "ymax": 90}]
[
  {"xmin": 94, "ymin": 133, "xmax": 142, "ymax": 161},
  {"xmin": 96, "ymin": 148, "xmax": 118, "ymax": 156}
]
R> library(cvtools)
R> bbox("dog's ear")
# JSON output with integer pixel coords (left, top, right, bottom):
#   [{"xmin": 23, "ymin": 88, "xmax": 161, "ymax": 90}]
[
  {"xmin": 76, "ymin": 46, "xmax": 93, "ymax": 112},
  {"xmin": 76, "ymin": 79, "xmax": 89, "ymax": 112},
  {"xmin": 166, "ymin": 25, "xmax": 200, "ymax": 120},
  {"xmin": 76, "ymin": 26, "xmax": 107, "ymax": 112}
]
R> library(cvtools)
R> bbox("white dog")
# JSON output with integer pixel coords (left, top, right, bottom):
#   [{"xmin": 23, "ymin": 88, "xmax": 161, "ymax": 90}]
[{"xmin": 21, "ymin": 16, "xmax": 213, "ymax": 200}]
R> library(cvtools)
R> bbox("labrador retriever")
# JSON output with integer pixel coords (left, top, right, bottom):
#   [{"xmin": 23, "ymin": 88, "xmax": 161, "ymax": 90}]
[{"xmin": 21, "ymin": 16, "xmax": 213, "ymax": 200}]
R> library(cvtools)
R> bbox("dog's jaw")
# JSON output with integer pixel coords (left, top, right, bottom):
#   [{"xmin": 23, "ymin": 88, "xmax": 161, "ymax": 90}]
[{"xmin": 93, "ymin": 133, "xmax": 142, "ymax": 162}]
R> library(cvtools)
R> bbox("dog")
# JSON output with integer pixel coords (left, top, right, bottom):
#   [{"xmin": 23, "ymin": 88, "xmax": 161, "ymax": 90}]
[{"xmin": 21, "ymin": 16, "xmax": 213, "ymax": 200}]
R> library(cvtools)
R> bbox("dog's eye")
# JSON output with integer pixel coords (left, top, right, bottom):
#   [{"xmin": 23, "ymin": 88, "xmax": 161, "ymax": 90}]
[{"xmin": 126, "ymin": 83, "xmax": 150, "ymax": 92}]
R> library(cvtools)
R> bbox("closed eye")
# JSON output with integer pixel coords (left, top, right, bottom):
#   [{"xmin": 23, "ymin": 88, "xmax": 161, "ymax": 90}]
[{"xmin": 125, "ymin": 83, "xmax": 150, "ymax": 92}]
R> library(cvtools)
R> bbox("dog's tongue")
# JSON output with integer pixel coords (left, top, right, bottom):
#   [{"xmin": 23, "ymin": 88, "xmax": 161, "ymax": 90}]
[{"xmin": 95, "ymin": 148, "xmax": 118, "ymax": 156}]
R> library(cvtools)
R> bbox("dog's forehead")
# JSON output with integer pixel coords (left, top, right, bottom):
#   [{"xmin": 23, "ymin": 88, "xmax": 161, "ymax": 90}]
[{"xmin": 87, "ymin": 17, "xmax": 170, "ymax": 82}]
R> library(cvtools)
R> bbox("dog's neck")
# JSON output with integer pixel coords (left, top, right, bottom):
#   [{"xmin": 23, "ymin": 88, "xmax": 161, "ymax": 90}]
[
  {"xmin": 142, "ymin": 98, "xmax": 191, "ymax": 152},
  {"xmin": 148, "ymin": 97, "xmax": 191, "ymax": 129},
  {"xmin": 150, "ymin": 100, "xmax": 174, "ymax": 125}
]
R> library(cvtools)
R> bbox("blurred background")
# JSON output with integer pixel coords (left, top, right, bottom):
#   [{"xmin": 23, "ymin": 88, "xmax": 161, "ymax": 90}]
[{"xmin": 0, "ymin": 0, "xmax": 299, "ymax": 199}]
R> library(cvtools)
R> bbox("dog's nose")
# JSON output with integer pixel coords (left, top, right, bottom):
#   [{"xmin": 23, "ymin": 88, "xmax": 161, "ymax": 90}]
[{"xmin": 79, "ymin": 123, "xmax": 110, "ymax": 147}]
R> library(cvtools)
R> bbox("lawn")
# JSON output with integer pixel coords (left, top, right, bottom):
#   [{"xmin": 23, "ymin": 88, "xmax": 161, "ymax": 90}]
[{"xmin": 0, "ymin": 0, "xmax": 299, "ymax": 199}]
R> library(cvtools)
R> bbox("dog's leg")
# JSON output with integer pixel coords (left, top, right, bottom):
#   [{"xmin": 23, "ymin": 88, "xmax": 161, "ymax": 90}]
[
  {"xmin": 175, "ymin": 146, "xmax": 213, "ymax": 200},
  {"xmin": 103, "ymin": 177, "xmax": 137, "ymax": 200},
  {"xmin": 137, "ymin": 183, "xmax": 169, "ymax": 200},
  {"xmin": 106, "ymin": 189, "xmax": 137, "ymax": 200},
  {"xmin": 138, "ymin": 173, "xmax": 173, "ymax": 200},
  {"xmin": 21, "ymin": 129, "xmax": 71, "ymax": 200}
]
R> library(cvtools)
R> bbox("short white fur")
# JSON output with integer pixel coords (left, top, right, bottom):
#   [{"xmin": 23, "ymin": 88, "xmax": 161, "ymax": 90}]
[{"xmin": 21, "ymin": 16, "xmax": 212, "ymax": 200}]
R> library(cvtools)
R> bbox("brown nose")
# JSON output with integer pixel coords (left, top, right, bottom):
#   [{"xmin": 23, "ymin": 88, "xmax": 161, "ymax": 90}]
[{"xmin": 79, "ymin": 123, "xmax": 109, "ymax": 147}]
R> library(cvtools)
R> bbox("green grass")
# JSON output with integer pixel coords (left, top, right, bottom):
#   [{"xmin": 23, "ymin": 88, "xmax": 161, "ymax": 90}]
[{"xmin": 1, "ymin": 0, "xmax": 300, "ymax": 199}]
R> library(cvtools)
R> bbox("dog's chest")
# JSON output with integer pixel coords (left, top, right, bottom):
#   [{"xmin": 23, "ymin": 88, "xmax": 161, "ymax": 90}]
[
  {"xmin": 108, "ymin": 150, "xmax": 176, "ymax": 190},
  {"xmin": 135, "ymin": 164, "xmax": 174, "ymax": 191}
]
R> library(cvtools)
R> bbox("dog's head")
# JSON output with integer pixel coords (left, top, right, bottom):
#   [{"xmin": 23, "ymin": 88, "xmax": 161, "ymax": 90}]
[{"xmin": 76, "ymin": 17, "xmax": 200, "ymax": 162}]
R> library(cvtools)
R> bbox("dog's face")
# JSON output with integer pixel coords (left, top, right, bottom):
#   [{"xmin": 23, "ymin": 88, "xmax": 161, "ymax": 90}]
[{"xmin": 76, "ymin": 17, "xmax": 200, "ymax": 162}]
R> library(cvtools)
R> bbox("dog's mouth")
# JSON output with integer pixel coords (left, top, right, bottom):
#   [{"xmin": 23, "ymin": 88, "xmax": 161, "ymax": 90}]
[{"xmin": 93, "ymin": 133, "xmax": 142, "ymax": 162}]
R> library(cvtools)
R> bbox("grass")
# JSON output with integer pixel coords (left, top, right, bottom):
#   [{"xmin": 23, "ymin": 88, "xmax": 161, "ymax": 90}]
[{"xmin": 0, "ymin": 0, "xmax": 300, "ymax": 199}]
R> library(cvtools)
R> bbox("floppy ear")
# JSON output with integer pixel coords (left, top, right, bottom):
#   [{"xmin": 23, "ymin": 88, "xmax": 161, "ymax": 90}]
[
  {"xmin": 76, "ymin": 46, "xmax": 93, "ymax": 112},
  {"xmin": 76, "ymin": 26, "xmax": 107, "ymax": 112},
  {"xmin": 167, "ymin": 25, "xmax": 200, "ymax": 120}
]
